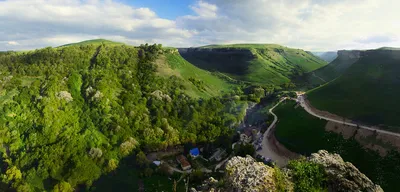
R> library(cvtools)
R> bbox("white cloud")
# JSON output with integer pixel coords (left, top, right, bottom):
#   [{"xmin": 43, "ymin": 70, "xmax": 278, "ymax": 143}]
[
  {"xmin": 0, "ymin": 0, "xmax": 399, "ymax": 51},
  {"xmin": 0, "ymin": 0, "xmax": 193, "ymax": 50},
  {"xmin": 178, "ymin": 0, "xmax": 400, "ymax": 50},
  {"xmin": 7, "ymin": 41, "xmax": 19, "ymax": 45},
  {"xmin": 189, "ymin": 0, "xmax": 218, "ymax": 19}
]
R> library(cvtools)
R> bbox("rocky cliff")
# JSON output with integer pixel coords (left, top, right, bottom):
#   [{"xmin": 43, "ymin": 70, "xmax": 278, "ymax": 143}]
[
  {"xmin": 309, "ymin": 150, "xmax": 383, "ymax": 192},
  {"xmin": 337, "ymin": 50, "xmax": 361, "ymax": 59},
  {"xmin": 191, "ymin": 150, "xmax": 383, "ymax": 192}
]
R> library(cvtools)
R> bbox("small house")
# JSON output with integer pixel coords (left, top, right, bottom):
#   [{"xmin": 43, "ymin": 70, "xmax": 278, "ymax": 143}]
[
  {"xmin": 153, "ymin": 161, "xmax": 161, "ymax": 166},
  {"xmin": 176, "ymin": 155, "xmax": 191, "ymax": 171},
  {"xmin": 189, "ymin": 148, "xmax": 200, "ymax": 158}
]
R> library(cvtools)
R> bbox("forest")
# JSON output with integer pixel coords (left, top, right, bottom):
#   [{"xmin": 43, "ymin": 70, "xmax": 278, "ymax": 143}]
[{"xmin": 0, "ymin": 44, "xmax": 261, "ymax": 191}]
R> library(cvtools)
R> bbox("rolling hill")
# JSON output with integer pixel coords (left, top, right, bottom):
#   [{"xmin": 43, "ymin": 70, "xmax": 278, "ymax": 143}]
[
  {"xmin": 179, "ymin": 44, "xmax": 327, "ymax": 86},
  {"xmin": 307, "ymin": 49, "xmax": 400, "ymax": 129},
  {"xmin": 156, "ymin": 48, "xmax": 238, "ymax": 98},
  {"xmin": 299, "ymin": 50, "xmax": 361, "ymax": 87},
  {"xmin": 60, "ymin": 39, "xmax": 124, "ymax": 47},
  {"xmin": 60, "ymin": 40, "xmax": 236, "ymax": 98},
  {"xmin": 0, "ymin": 40, "xmax": 247, "ymax": 191}
]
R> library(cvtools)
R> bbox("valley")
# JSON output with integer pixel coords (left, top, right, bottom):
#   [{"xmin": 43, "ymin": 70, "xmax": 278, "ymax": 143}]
[{"xmin": 0, "ymin": 39, "xmax": 399, "ymax": 192}]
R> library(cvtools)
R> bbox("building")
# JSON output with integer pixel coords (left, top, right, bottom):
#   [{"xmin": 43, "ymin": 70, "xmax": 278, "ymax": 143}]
[
  {"xmin": 189, "ymin": 148, "xmax": 200, "ymax": 158},
  {"xmin": 153, "ymin": 161, "xmax": 161, "ymax": 166},
  {"xmin": 176, "ymin": 155, "xmax": 191, "ymax": 171}
]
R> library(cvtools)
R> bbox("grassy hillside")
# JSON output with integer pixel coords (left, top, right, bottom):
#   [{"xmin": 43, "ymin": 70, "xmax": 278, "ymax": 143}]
[
  {"xmin": 274, "ymin": 100, "xmax": 400, "ymax": 191},
  {"xmin": 156, "ymin": 49, "xmax": 237, "ymax": 98},
  {"xmin": 299, "ymin": 50, "xmax": 360, "ymax": 87},
  {"xmin": 60, "ymin": 39, "xmax": 124, "ymax": 47},
  {"xmin": 307, "ymin": 50, "xmax": 400, "ymax": 129},
  {"xmin": 179, "ymin": 44, "xmax": 327, "ymax": 86}
]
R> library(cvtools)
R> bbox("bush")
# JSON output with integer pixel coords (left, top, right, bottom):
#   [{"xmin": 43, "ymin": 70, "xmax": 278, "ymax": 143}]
[{"xmin": 288, "ymin": 159, "xmax": 327, "ymax": 192}]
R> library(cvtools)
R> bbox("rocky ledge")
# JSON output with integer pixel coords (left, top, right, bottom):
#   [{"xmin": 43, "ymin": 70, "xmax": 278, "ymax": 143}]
[
  {"xmin": 191, "ymin": 150, "xmax": 383, "ymax": 192},
  {"xmin": 309, "ymin": 150, "xmax": 383, "ymax": 192}
]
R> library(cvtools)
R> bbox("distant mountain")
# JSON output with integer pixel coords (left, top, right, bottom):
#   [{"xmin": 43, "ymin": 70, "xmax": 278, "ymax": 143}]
[
  {"xmin": 312, "ymin": 51, "xmax": 338, "ymax": 63},
  {"xmin": 179, "ymin": 44, "xmax": 327, "ymax": 86},
  {"xmin": 307, "ymin": 49, "xmax": 400, "ymax": 129}
]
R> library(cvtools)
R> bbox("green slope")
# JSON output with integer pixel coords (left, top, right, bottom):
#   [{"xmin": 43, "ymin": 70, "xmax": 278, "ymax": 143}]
[
  {"xmin": 179, "ymin": 44, "xmax": 327, "ymax": 86},
  {"xmin": 62, "ymin": 40, "xmax": 235, "ymax": 98},
  {"xmin": 156, "ymin": 49, "xmax": 238, "ymax": 98},
  {"xmin": 274, "ymin": 100, "xmax": 400, "ymax": 191},
  {"xmin": 60, "ymin": 39, "xmax": 124, "ymax": 47},
  {"xmin": 299, "ymin": 50, "xmax": 361, "ymax": 87},
  {"xmin": 307, "ymin": 49, "xmax": 400, "ymax": 129},
  {"xmin": 0, "ymin": 41, "xmax": 245, "ymax": 191}
]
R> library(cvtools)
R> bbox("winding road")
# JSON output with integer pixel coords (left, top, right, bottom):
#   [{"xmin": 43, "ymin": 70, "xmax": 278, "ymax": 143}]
[
  {"xmin": 298, "ymin": 95, "xmax": 400, "ymax": 138},
  {"xmin": 256, "ymin": 97, "xmax": 293, "ymax": 167},
  {"xmin": 256, "ymin": 94, "xmax": 400, "ymax": 167}
]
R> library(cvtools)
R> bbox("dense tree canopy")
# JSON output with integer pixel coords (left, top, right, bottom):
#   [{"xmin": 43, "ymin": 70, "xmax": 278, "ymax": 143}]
[{"xmin": 0, "ymin": 43, "xmax": 245, "ymax": 191}]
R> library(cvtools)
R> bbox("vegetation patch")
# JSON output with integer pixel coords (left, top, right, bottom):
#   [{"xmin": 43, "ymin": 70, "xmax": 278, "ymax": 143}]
[
  {"xmin": 307, "ymin": 50, "xmax": 400, "ymax": 129},
  {"xmin": 274, "ymin": 100, "xmax": 400, "ymax": 191}
]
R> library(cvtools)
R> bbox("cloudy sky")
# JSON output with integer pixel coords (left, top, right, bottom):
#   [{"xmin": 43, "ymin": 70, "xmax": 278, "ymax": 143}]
[{"xmin": 0, "ymin": 0, "xmax": 399, "ymax": 51}]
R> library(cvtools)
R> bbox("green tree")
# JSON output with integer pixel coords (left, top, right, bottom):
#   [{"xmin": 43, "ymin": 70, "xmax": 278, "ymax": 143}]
[{"xmin": 53, "ymin": 181, "xmax": 74, "ymax": 192}]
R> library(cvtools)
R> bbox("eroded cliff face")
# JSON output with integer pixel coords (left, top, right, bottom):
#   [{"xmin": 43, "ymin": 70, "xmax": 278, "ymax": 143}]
[
  {"xmin": 337, "ymin": 50, "xmax": 362, "ymax": 59},
  {"xmin": 191, "ymin": 150, "xmax": 383, "ymax": 192},
  {"xmin": 178, "ymin": 47, "xmax": 255, "ymax": 75}
]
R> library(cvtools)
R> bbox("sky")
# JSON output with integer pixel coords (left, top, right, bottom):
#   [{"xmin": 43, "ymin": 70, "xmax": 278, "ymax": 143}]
[{"xmin": 0, "ymin": 0, "xmax": 399, "ymax": 51}]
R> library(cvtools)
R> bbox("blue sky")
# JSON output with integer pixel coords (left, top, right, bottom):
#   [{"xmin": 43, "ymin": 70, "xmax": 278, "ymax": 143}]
[
  {"xmin": 124, "ymin": 0, "xmax": 195, "ymax": 19},
  {"xmin": 0, "ymin": 0, "xmax": 399, "ymax": 51}
]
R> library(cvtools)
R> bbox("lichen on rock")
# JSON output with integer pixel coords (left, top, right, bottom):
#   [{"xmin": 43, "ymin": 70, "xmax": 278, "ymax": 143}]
[
  {"xmin": 309, "ymin": 150, "xmax": 383, "ymax": 192},
  {"xmin": 225, "ymin": 155, "xmax": 277, "ymax": 192}
]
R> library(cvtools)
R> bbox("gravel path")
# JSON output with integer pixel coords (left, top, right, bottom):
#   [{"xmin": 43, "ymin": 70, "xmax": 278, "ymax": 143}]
[
  {"xmin": 298, "ymin": 95, "xmax": 400, "ymax": 137},
  {"xmin": 256, "ymin": 98, "xmax": 297, "ymax": 167}
]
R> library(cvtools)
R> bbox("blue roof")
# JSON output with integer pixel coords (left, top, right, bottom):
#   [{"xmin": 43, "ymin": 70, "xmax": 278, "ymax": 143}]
[{"xmin": 190, "ymin": 148, "xmax": 200, "ymax": 156}]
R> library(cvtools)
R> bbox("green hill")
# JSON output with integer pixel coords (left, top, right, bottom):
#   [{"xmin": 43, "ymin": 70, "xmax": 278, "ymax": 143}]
[
  {"xmin": 298, "ymin": 50, "xmax": 361, "ymax": 87},
  {"xmin": 0, "ymin": 41, "xmax": 248, "ymax": 191},
  {"xmin": 307, "ymin": 49, "xmax": 400, "ymax": 129},
  {"xmin": 274, "ymin": 100, "xmax": 400, "ymax": 191},
  {"xmin": 179, "ymin": 44, "xmax": 327, "ymax": 86},
  {"xmin": 60, "ymin": 39, "xmax": 124, "ymax": 47},
  {"xmin": 156, "ymin": 49, "xmax": 238, "ymax": 98}
]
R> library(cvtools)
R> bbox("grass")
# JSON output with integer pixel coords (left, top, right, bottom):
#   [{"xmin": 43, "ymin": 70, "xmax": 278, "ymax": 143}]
[
  {"xmin": 307, "ymin": 50, "xmax": 400, "ymax": 129},
  {"xmin": 301, "ymin": 53, "xmax": 359, "ymax": 87},
  {"xmin": 180, "ymin": 44, "xmax": 327, "ymax": 86},
  {"xmin": 274, "ymin": 100, "xmax": 400, "ymax": 191},
  {"xmin": 157, "ymin": 52, "xmax": 238, "ymax": 98},
  {"xmin": 60, "ymin": 39, "xmax": 124, "ymax": 47}
]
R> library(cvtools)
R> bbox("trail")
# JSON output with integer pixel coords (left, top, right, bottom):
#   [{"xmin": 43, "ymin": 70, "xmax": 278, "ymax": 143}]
[
  {"xmin": 312, "ymin": 72, "xmax": 326, "ymax": 82},
  {"xmin": 298, "ymin": 95, "xmax": 400, "ymax": 138}
]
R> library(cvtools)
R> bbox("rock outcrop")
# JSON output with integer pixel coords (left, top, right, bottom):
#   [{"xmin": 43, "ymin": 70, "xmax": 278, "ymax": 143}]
[
  {"xmin": 225, "ymin": 155, "xmax": 277, "ymax": 192},
  {"xmin": 309, "ymin": 150, "xmax": 383, "ymax": 192},
  {"xmin": 192, "ymin": 150, "xmax": 383, "ymax": 192}
]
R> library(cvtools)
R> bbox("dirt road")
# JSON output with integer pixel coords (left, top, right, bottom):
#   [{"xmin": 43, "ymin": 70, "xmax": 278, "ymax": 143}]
[
  {"xmin": 298, "ymin": 95, "xmax": 400, "ymax": 137},
  {"xmin": 256, "ymin": 98, "xmax": 298, "ymax": 167}
]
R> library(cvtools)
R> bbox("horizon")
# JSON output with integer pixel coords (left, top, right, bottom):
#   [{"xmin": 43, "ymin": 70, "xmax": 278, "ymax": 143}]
[
  {"xmin": 1, "ymin": 0, "xmax": 399, "ymax": 51},
  {"xmin": 4, "ymin": 38, "xmax": 399, "ymax": 53}
]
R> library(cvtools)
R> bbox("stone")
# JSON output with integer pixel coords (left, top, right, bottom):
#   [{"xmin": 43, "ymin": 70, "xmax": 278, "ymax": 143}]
[{"xmin": 309, "ymin": 150, "xmax": 383, "ymax": 192}]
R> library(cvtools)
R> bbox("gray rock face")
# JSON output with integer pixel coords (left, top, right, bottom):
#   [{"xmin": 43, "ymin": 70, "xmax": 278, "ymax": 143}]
[
  {"xmin": 225, "ymin": 155, "xmax": 276, "ymax": 192},
  {"xmin": 309, "ymin": 150, "xmax": 383, "ymax": 192}
]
